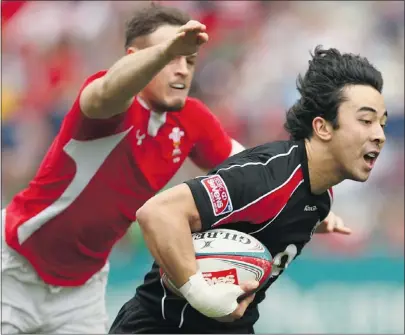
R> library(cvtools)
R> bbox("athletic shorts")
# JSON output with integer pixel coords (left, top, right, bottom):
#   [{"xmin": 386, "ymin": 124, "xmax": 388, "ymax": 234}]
[
  {"xmin": 1, "ymin": 209, "xmax": 110, "ymax": 334},
  {"xmin": 109, "ymin": 296, "xmax": 255, "ymax": 334}
]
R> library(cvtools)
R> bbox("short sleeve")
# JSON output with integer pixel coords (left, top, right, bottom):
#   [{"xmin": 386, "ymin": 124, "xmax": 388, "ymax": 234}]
[
  {"xmin": 184, "ymin": 152, "xmax": 305, "ymax": 231},
  {"xmin": 187, "ymin": 99, "xmax": 232, "ymax": 170},
  {"xmin": 63, "ymin": 71, "xmax": 129, "ymax": 141}
]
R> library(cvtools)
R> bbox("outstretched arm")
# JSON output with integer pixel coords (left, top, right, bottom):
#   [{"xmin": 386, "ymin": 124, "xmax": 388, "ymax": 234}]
[{"xmin": 80, "ymin": 20, "xmax": 208, "ymax": 119}]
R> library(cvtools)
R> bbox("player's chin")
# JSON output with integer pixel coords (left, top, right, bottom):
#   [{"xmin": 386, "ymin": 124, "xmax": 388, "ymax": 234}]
[
  {"xmin": 348, "ymin": 169, "xmax": 370, "ymax": 183},
  {"xmin": 164, "ymin": 97, "xmax": 187, "ymax": 112}
]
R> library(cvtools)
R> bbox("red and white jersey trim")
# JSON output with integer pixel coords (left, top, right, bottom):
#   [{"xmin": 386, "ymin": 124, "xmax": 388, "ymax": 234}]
[{"xmin": 17, "ymin": 127, "xmax": 133, "ymax": 244}]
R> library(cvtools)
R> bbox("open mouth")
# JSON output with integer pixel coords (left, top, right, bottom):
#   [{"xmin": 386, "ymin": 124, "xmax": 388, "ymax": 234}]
[
  {"xmin": 169, "ymin": 83, "xmax": 186, "ymax": 90},
  {"xmin": 363, "ymin": 151, "xmax": 379, "ymax": 169}
]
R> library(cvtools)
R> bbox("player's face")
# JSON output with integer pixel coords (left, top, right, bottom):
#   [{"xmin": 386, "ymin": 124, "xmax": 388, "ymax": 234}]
[
  {"xmin": 330, "ymin": 85, "xmax": 387, "ymax": 182},
  {"xmin": 138, "ymin": 24, "xmax": 196, "ymax": 113}
]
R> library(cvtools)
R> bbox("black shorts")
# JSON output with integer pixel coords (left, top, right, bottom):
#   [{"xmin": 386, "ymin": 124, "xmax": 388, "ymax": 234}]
[{"xmin": 109, "ymin": 297, "xmax": 255, "ymax": 334}]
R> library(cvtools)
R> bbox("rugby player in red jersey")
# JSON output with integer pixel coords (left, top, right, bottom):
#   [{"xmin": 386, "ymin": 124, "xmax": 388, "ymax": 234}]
[{"xmin": 1, "ymin": 4, "xmax": 246, "ymax": 334}]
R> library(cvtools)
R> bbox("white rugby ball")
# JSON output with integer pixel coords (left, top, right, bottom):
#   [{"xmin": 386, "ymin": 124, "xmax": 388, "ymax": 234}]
[{"xmin": 160, "ymin": 228, "xmax": 272, "ymax": 296}]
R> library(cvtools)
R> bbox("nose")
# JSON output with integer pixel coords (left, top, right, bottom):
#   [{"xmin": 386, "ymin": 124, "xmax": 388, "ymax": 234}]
[
  {"xmin": 173, "ymin": 56, "xmax": 189, "ymax": 77},
  {"xmin": 372, "ymin": 124, "xmax": 386, "ymax": 147}
]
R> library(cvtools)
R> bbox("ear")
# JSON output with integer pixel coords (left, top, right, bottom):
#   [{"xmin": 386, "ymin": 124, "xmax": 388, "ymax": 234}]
[
  {"xmin": 126, "ymin": 47, "xmax": 137, "ymax": 55},
  {"xmin": 312, "ymin": 116, "xmax": 333, "ymax": 141}
]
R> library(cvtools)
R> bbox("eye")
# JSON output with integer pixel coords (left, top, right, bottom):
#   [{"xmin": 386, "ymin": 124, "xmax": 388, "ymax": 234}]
[
  {"xmin": 187, "ymin": 59, "xmax": 195, "ymax": 66},
  {"xmin": 360, "ymin": 120, "xmax": 372, "ymax": 125}
]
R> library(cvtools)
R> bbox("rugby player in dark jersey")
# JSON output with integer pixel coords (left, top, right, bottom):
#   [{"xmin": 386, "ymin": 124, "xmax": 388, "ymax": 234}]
[{"xmin": 109, "ymin": 46, "xmax": 387, "ymax": 334}]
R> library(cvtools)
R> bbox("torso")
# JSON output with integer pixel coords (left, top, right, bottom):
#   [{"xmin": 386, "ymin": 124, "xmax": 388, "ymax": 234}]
[
  {"xmin": 135, "ymin": 140, "xmax": 333, "ymax": 330},
  {"xmin": 4, "ymin": 74, "xmax": 228, "ymax": 286}
]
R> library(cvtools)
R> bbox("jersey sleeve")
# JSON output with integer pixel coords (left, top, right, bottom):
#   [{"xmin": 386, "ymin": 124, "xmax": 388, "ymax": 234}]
[
  {"xmin": 184, "ymin": 153, "xmax": 304, "ymax": 231},
  {"xmin": 63, "ymin": 71, "xmax": 129, "ymax": 141},
  {"xmin": 187, "ymin": 99, "xmax": 232, "ymax": 170}
]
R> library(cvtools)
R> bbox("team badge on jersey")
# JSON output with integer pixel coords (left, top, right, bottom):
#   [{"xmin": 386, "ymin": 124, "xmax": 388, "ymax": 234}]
[
  {"xmin": 169, "ymin": 127, "xmax": 184, "ymax": 163},
  {"xmin": 201, "ymin": 175, "xmax": 233, "ymax": 216}
]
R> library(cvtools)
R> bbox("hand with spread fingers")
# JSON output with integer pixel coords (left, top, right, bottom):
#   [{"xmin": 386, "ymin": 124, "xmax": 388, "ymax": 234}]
[{"xmin": 315, "ymin": 211, "xmax": 352, "ymax": 235}]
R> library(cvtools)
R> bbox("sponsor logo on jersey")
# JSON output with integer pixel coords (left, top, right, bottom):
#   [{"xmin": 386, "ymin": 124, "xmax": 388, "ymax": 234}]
[
  {"xmin": 169, "ymin": 127, "xmax": 184, "ymax": 163},
  {"xmin": 201, "ymin": 175, "xmax": 233, "ymax": 216},
  {"xmin": 136, "ymin": 129, "xmax": 146, "ymax": 146},
  {"xmin": 202, "ymin": 268, "xmax": 239, "ymax": 285},
  {"xmin": 304, "ymin": 205, "xmax": 317, "ymax": 212}
]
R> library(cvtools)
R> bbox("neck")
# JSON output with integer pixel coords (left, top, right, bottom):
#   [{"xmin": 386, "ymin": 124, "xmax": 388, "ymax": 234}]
[
  {"xmin": 137, "ymin": 94, "xmax": 166, "ymax": 115},
  {"xmin": 304, "ymin": 138, "xmax": 344, "ymax": 194}
]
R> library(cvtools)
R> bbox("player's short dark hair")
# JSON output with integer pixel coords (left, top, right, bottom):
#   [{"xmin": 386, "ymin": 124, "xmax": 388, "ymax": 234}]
[
  {"xmin": 284, "ymin": 45, "xmax": 383, "ymax": 140},
  {"xmin": 124, "ymin": 3, "xmax": 191, "ymax": 49}
]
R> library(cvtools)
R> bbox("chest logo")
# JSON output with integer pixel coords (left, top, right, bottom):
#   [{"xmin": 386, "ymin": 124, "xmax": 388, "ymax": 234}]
[
  {"xmin": 304, "ymin": 205, "xmax": 317, "ymax": 212},
  {"xmin": 169, "ymin": 127, "xmax": 185, "ymax": 163},
  {"xmin": 136, "ymin": 130, "xmax": 146, "ymax": 146}
]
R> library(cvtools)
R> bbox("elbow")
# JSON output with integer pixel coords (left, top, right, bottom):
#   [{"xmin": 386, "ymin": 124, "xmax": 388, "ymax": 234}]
[
  {"xmin": 136, "ymin": 201, "xmax": 154, "ymax": 228},
  {"xmin": 136, "ymin": 197, "xmax": 164, "ymax": 231},
  {"xmin": 98, "ymin": 77, "xmax": 114, "ymax": 105}
]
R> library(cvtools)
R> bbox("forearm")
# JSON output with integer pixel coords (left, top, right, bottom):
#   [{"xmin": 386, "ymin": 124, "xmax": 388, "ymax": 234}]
[
  {"xmin": 137, "ymin": 206, "xmax": 198, "ymax": 288},
  {"xmin": 101, "ymin": 43, "xmax": 173, "ymax": 105},
  {"xmin": 136, "ymin": 184, "xmax": 245, "ymax": 319}
]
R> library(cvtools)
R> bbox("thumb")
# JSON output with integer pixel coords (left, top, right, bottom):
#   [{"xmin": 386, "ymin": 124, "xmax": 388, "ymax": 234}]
[
  {"xmin": 236, "ymin": 281, "xmax": 259, "ymax": 303},
  {"xmin": 240, "ymin": 280, "xmax": 259, "ymax": 293}
]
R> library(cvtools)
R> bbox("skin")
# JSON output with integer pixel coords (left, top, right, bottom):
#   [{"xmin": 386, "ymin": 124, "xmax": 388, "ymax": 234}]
[
  {"xmin": 137, "ymin": 84, "xmax": 387, "ymax": 320},
  {"xmin": 80, "ymin": 20, "xmax": 207, "ymax": 120},
  {"xmin": 306, "ymin": 84, "xmax": 387, "ymax": 195},
  {"xmin": 128, "ymin": 24, "xmax": 199, "ymax": 113}
]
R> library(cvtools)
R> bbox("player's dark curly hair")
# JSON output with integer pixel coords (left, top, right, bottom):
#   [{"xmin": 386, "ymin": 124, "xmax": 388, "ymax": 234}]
[
  {"xmin": 125, "ymin": 2, "xmax": 190, "ymax": 49},
  {"xmin": 284, "ymin": 45, "xmax": 383, "ymax": 140}
]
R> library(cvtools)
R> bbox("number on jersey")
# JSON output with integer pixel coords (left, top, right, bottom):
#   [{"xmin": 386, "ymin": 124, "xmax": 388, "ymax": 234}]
[{"xmin": 270, "ymin": 244, "xmax": 297, "ymax": 278}]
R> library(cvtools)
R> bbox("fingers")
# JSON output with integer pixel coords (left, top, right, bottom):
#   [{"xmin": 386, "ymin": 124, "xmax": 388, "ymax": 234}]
[
  {"xmin": 325, "ymin": 213, "xmax": 335, "ymax": 233},
  {"xmin": 214, "ymin": 281, "xmax": 258, "ymax": 323},
  {"xmin": 179, "ymin": 20, "xmax": 206, "ymax": 33},
  {"xmin": 232, "ymin": 293, "xmax": 256, "ymax": 320},
  {"xmin": 334, "ymin": 224, "xmax": 352, "ymax": 235},
  {"xmin": 174, "ymin": 25, "xmax": 208, "ymax": 46},
  {"xmin": 239, "ymin": 280, "xmax": 259, "ymax": 293},
  {"xmin": 326, "ymin": 214, "xmax": 352, "ymax": 235},
  {"xmin": 197, "ymin": 32, "xmax": 209, "ymax": 44},
  {"xmin": 232, "ymin": 281, "xmax": 259, "ymax": 319}
]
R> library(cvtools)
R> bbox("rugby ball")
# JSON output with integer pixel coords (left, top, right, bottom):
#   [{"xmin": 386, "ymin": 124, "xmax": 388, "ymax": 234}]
[{"xmin": 160, "ymin": 228, "xmax": 272, "ymax": 296}]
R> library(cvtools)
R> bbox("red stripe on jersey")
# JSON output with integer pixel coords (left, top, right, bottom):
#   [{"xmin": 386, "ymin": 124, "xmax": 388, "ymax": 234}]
[{"xmin": 212, "ymin": 166, "xmax": 304, "ymax": 227}]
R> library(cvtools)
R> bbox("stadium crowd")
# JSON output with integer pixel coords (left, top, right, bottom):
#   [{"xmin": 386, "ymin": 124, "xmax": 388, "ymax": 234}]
[{"xmin": 2, "ymin": 0, "xmax": 403, "ymax": 258}]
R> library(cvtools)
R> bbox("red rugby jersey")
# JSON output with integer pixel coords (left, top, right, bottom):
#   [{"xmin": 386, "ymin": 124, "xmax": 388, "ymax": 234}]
[{"xmin": 5, "ymin": 71, "xmax": 232, "ymax": 286}]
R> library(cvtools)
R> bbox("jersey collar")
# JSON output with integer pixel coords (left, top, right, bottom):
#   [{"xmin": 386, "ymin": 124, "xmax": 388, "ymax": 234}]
[
  {"xmin": 136, "ymin": 96, "xmax": 167, "ymax": 137},
  {"xmin": 298, "ymin": 140, "xmax": 313, "ymax": 195}
]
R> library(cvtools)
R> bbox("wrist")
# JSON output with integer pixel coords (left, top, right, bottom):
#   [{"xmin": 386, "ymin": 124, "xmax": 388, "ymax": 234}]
[
  {"xmin": 179, "ymin": 272, "xmax": 209, "ymax": 296},
  {"xmin": 159, "ymin": 41, "xmax": 177, "ymax": 61}
]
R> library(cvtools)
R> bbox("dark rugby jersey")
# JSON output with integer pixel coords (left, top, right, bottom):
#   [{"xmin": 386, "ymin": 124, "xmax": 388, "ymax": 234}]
[{"xmin": 134, "ymin": 140, "xmax": 333, "ymax": 331}]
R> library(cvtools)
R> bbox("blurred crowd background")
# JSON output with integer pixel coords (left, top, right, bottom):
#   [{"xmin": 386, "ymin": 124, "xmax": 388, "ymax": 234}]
[{"xmin": 1, "ymin": 1, "xmax": 404, "ymax": 333}]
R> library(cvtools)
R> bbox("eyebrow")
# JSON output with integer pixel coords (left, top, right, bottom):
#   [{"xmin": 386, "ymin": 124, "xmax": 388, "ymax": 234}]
[{"xmin": 357, "ymin": 106, "xmax": 388, "ymax": 117}]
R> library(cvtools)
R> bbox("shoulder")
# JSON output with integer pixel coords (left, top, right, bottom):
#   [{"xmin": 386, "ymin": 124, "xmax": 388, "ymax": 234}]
[
  {"xmin": 206, "ymin": 141, "xmax": 303, "ymax": 192},
  {"xmin": 214, "ymin": 140, "xmax": 301, "ymax": 171},
  {"xmin": 181, "ymin": 97, "xmax": 213, "ymax": 119},
  {"xmin": 69, "ymin": 71, "xmax": 108, "ymax": 113},
  {"xmin": 60, "ymin": 70, "xmax": 130, "ymax": 140},
  {"xmin": 80, "ymin": 70, "xmax": 108, "ymax": 90},
  {"xmin": 174, "ymin": 97, "xmax": 222, "ymax": 135},
  {"xmin": 184, "ymin": 97, "xmax": 207, "ymax": 109}
]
